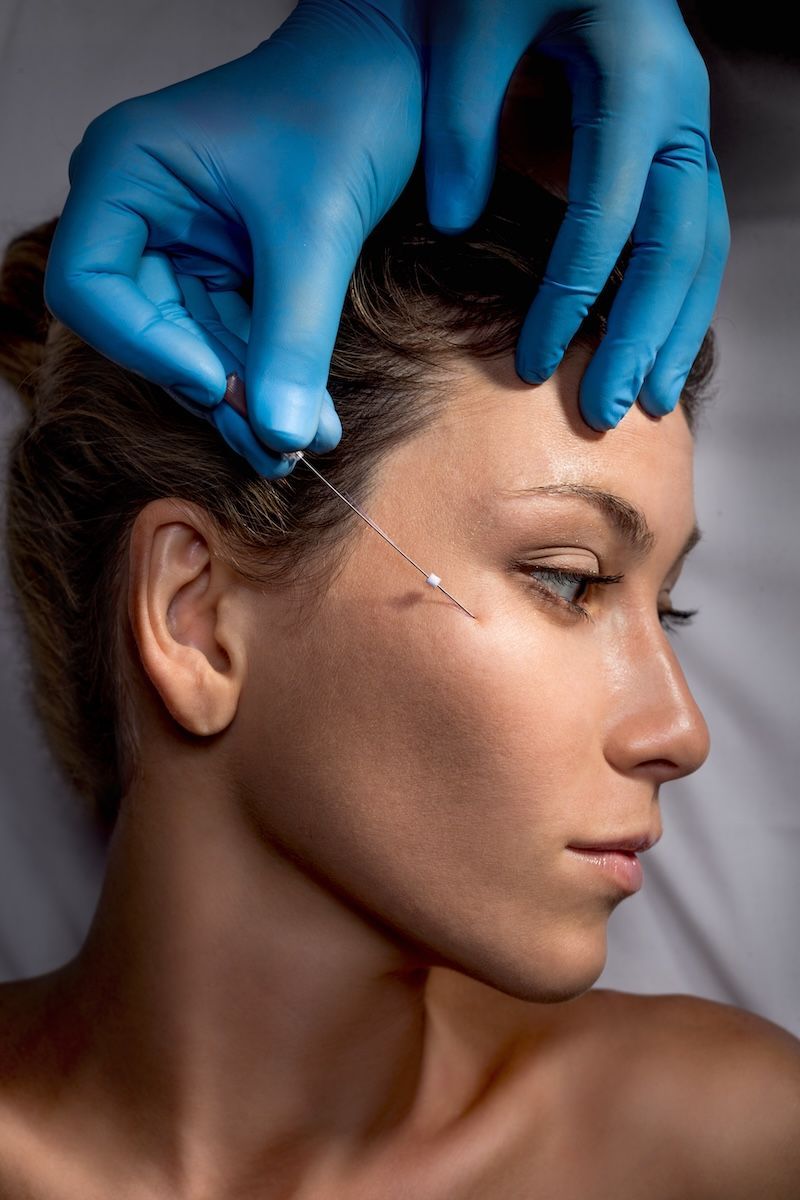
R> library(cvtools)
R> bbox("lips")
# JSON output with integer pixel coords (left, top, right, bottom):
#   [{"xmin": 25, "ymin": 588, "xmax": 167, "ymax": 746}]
[{"xmin": 567, "ymin": 832, "xmax": 660, "ymax": 854}]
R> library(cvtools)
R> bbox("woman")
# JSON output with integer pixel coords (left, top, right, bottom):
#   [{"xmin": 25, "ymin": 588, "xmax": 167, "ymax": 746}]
[{"xmin": 0, "ymin": 164, "xmax": 798, "ymax": 1199}]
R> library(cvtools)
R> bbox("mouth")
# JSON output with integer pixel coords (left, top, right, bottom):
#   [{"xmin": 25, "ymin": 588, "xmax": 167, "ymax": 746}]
[
  {"xmin": 567, "ymin": 832, "xmax": 660, "ymax": 854},
  {"xmin": 565, "ymin": 843, "xmax": 650, "ymax": 894}
]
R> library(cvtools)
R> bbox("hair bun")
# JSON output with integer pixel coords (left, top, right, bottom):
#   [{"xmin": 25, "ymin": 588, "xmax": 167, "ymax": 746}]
[{"xmin": 0, "ymin": 216, "xmax": 59, "ymax": 411}]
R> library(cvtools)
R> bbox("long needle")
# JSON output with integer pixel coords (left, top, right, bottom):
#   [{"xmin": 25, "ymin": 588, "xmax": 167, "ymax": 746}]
[{"xmin": 283, "ymin": 451, "xmax": 476, "ymax": 620}]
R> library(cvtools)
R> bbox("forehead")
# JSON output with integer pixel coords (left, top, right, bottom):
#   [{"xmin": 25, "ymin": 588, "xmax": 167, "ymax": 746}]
[{"xmin": 392, "ymin": 349, "xmax": 696, "ymax": 529}]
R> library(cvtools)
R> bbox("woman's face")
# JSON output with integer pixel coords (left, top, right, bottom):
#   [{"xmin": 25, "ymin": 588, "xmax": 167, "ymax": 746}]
[{"xmin": 236, "ymin": 348, "xmax": 710, "ymax": 1002}]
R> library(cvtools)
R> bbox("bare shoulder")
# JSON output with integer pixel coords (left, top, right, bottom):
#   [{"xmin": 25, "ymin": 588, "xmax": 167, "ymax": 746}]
[
  {"xmin": 441, "ymin": 984, "xmax": 799, "ymax": 1200},
  {"xmin": 593, "ymin": 988, "xmax": 800, "ymax": 1200}
]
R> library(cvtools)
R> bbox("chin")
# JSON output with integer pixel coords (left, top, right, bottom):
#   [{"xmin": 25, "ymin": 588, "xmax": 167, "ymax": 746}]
[{"xmin": 439, "ymin": 921, "xmax": 610, "ymax": 1007}]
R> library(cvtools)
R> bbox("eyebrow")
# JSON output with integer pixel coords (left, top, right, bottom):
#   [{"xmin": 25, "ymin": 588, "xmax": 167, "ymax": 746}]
[{"xmin": 497, "ymin": 483, "xmax": 702, "ymax": 567}]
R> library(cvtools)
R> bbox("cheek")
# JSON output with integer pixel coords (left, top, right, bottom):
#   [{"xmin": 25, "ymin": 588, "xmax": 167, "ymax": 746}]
[
  {"xmin": 236, "ymin": 601, "xmax": 613, "ymax": 989},
  {"xmin": 267, "ymin": 600, "xmax": 606, "ymax": 843},
  {"xmin": 409, "ymin": 614, "xmax": 605, "ymax": 804},
  {"xmin": 333, "ymin": 615, "xmax": 610, "ymax": 971}
]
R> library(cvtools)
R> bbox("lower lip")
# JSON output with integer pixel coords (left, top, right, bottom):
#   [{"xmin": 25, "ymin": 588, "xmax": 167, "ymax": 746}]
[{"xmin": 566, "ymin": 847, "xmax": 644, "ymax": 894}]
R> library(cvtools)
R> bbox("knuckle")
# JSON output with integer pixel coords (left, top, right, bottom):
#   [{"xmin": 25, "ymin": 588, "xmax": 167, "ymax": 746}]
[
  {"xmin": 662, "ymin": 132, "xmax": 709, "ymax": 172},
  {"xmin": 613, "ymin": 29, "xmax": 710, "ymax": 115},
  {"xmin": 654, "ymin": 26, "xmax": 710, "ymax": 94},
  {"xmin": 80, "ymin": 94, "xmax": 152, "ymax": 150},
  {"xmin": 684, "ymin": 41, "xmax": 711, "ymax": 101}
]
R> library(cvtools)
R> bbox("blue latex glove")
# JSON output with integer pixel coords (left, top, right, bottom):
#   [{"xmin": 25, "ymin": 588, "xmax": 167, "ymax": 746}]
[
  {"xmin": 45, "ymin": 0, "xmax": 728, "ymax": 478},
  {"xmin": 423, "ymin": 0, "xmax": 730, "ymax": 430},
  {"xmin": 44, "ymin": 0, "xmax": 426, "ymax": 476}
]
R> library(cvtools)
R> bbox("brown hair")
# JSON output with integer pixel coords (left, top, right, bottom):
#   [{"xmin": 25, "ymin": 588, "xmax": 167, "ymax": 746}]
[{"xmin": 0, "ymin": 163, "xmax": 717, "ymax": 837}]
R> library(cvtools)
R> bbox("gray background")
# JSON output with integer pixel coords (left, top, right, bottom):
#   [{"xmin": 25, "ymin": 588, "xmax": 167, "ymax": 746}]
[{"xmin": 0, "ymin": 2, "xmax": 798, "ymax": 1035}]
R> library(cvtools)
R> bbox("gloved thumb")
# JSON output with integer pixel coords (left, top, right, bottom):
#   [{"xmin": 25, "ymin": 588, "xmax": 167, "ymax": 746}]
[{"xmin": 242, "ymin": 213, "xmax": 358, "ymax": 454}]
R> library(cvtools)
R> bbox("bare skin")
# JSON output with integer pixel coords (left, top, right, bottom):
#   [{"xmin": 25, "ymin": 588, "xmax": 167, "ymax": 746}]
[{"xmin": 0, "ymin": 352, "xmax": 798, "ymax": 1199}]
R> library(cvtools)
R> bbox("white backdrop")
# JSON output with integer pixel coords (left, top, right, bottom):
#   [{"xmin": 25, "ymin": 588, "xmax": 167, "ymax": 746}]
[{"xmin": 1, "ymin": 2, "xmax": 797, "ymax": 1036}]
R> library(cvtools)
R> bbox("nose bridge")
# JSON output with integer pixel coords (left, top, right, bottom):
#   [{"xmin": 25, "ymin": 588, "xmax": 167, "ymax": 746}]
[{"xmin": 605, "ymin": 628, "xmax": 711, "ymax": 777}]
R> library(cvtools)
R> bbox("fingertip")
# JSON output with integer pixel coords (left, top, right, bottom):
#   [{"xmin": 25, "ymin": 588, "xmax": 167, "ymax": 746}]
[
  {"xmin": 515, "ymin": 296, "xmax": 573, "ymax": 387},
  {"xmin": 246, "ymin": 377, "xmax": 322, "ymax": 454},
  {"xmin": 578, "ymin": 382, "xmax": 633, "ymax": 432},
  {"xmin": 515, "ymin": 348, "xmax": 555, "ymax": 387},
  {"xmin": 306, "ymin": 391, "xmax": 343, "ymax": 454},
  {"xmin": 211, "ymin": 402, "xmax": 295, "ymax": 478},
  {"xmin": 515, "ymin": 327, "xmax": 559, "ymax": 385},
  {"xmin": 638, "ymin": 363, "xmax": 688, "ymax": 418},
  {"xmin": 578, "ymin": 335, "xmax": 658, "ymax": 430},
  {"xmin": 426, "ymin": 182, "xmax": 481, "ymax": 235},
  {"xmin": 169, "ymin": 374, "xmax": 226, "ymax": 411},
  {"xmin": 253, "ymin": 425, "xmax": 314, "ymax": 454},
  {"xmin": 582, "ymin": 407, "xmax": 622, "ymax": 432},
  {"xmin": 425, "ymin": 153, "xmax": 493, "ymax": 236}
]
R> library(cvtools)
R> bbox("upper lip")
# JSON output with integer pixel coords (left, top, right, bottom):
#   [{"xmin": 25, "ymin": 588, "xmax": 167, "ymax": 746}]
[{"xmin": 568, "ymin": 832, "xmax": 661, "ymax": 853}]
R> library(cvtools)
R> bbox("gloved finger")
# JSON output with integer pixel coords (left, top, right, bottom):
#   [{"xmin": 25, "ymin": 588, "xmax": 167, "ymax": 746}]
[
  {"xmin": 211, "ymin": 388, "xmax": 342, "ymax": 478},
  {"xmin": 577, "ymin": 136, "xmax": 709, "ymax": 430},
  {"xmin": 165, "ymin": 249, "xmax": 250, "ymax": 292},
  {"xmin": 155, "ymin": 268, "xmax": 292, "ymax": 475},
  {"xmin": 172, "ymin": 272, "xmax": 339, "ymax": 472},
  {"xmin": 137, "ymin": 255, "xmax": 253, "ymax": 398},
  {"xmin": 136, "ymin": 255, "xmax": 248, "ymax": 448},
  {"xmin": 424, "ymin": 3, "xmax": 525, "ymax": 233},
  {"xmin": 181, "ymin": 277, "xmax": 343, "ymax": 458},
  {"xmin": 242, "ymin": 214, "xmax": 355, "ymax": 453},
  {"xmin": 207, "ymin": 289, "xmax": 252, "ymax": 343},
  {"xmin": 176, "ymin": 272, "xmax": 249, "ymax": 368},
  {"xmin": 64, "ymin": 113, "xmax": 255, "ymax": 303},
  {"xmin": 515, "ymin": 99, "xmax": 656, "ymax": 387},
  {"xmin": 166, "ymin": 220, "xmax": 253, "ymax": 291},
  {"xmin": 637, "ymin": 143, "xmax": 731, "ymax": 417},
  {"xmin": 210, "ymin": 401, "xmax": 296, "ymax": 478},
  {"xmin": 44, "ymin": 188, "xmax": 227, "ymax": 410}
]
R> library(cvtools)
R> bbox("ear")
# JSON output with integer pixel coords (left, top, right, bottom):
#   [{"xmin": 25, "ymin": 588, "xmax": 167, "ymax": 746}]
[{"xmin": 127, "ymin": 498, "xmax": 248, "ymax": 736}]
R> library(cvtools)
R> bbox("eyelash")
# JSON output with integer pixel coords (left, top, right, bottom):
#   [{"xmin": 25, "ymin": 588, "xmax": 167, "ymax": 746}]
[{"xmin": 523, "ymin": 565, "xmax": 699, "ymax": 632}]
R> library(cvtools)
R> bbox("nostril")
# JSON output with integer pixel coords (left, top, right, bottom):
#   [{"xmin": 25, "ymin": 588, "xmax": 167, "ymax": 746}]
[{"xmin": 626, "ymin": 758, "xmax": 686, "ymax": 786}]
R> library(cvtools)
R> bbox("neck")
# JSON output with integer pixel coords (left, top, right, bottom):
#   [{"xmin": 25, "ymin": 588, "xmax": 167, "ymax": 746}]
[{"xmin": 31, "ymin": 760, "xmax": 484, "ymax": 1195}]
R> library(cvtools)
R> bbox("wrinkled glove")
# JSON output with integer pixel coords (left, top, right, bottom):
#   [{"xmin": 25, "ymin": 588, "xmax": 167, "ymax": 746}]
[
  {"xmin": 44, "ymin": 0, "xmax": 425, "ymax": 476},
  {"xmin": 44, "ymin": 0, "xmax": 728, "ymax": 479},
  {"xmin": 423, "ymin": 0, "xmax": 730, "ymax": 429}
]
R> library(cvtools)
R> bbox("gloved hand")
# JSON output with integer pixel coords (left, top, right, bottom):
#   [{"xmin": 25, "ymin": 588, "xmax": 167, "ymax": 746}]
[
  {"xmin": 45, "ymin": 0, "xmax": 728, "ymax": 478},
  {"xmin": 44, "ymin": 0, "xmax": 426, "ymax": 476},
  {"xmin": 423, "ymin": 0, "xmax": 730, "ymax": 430}
]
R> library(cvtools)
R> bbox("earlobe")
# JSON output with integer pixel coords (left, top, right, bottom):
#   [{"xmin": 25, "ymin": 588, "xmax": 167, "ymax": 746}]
[{"xmin": 128, "ymin": 499, "xmax": 247, "ymax": 737}]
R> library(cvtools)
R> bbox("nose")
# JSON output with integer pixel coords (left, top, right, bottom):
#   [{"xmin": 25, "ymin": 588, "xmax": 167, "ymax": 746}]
[{"xmin": 604, "ymin": 636, "xmax": 711, "ymax": 783}]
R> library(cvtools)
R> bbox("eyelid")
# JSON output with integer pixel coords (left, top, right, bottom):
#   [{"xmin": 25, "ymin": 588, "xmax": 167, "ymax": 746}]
[
  {"xmin": 523, "ymin": 564, "xmax": 699, "ymax": 632},
  {"xmin": 522, "ymin": 564, "xmax": 624, "ymax": 623}
]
